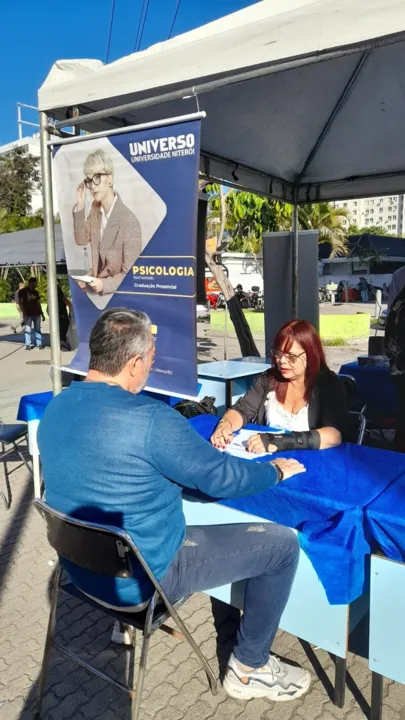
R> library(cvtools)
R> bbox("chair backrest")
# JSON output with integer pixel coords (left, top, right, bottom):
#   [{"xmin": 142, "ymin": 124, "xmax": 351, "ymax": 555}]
[
  {"xmin": 346, "ymin": 411, "xmax": 367, "ymax": 445},
  {"xmin": 338, "ymin": 374, "xmax": 361, "ymax": 411},
  {"xmin": 35, "ymin": 499, "xmax": 142, "ymax": 579}
]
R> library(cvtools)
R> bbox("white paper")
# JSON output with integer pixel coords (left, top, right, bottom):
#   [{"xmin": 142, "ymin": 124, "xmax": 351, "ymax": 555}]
[
  {"xmin": 71, "ymin": 274, "xmax": 96, "ymax": 283},
  {"xmin": 223, "ymin": 429, "xmax": 269, "ymax": 460}
]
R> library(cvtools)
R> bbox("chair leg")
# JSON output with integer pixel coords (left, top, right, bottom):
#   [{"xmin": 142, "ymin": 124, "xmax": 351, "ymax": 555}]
[
  {"xmin": 34, "ymin": 565, "xmax": 62, "ymax": 719},
  {"xmin": 132, "ymin": 633, "xmax": 150, "ymax": 720},
  {"xmin": 370, "ymin": 672, "xmax": 384, "ymax": 720},
  {"xmin": 165, "ymin": 604, "xmax": 218, "ymax": 695},
  {"xmin": 333, "ymin": 656, "xmax": 346, "ymax": 708},
  {"xmin": 14, "ymin": 441, "xmax": 33, "ymax": 478}
]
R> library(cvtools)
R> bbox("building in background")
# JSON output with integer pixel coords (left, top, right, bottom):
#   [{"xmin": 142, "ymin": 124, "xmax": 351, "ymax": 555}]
[{"xmin": 334, "ymin": 195, "xmax": 405, "ymax": 236}]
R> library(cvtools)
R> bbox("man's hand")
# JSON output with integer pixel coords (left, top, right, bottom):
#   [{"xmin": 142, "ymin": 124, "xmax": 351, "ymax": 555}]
[
  {"xmin": 41, "ymin": 314, "xmax": 46, "ymax": 322},
  {"xmin": 210, "ymin": 420, "xmax": 233, "ymax": 449},
  {"xmin": 247, "ymin": 433, "xmax": 277, "ymax": 455},
  {"xmin": 271, "ymin": 458, "xmax": 306, "ymax": 481}
]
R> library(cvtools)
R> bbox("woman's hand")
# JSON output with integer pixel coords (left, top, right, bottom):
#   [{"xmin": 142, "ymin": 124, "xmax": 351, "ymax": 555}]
[
  {"xmin": 211, "ymin": 420, "xmax": 233, "ymax": 449},
  {"xmin": 271, "ymin": 458, "xmax": 306, "ymax": 480},
  {"xmin": 89, "ymin": 278, "xmax": 103, "ymax": 294},
  {"xmin": 247, "ymin": 433, "xmax": 277, "ymax": 455},
  {"xmin": 76, "ymin": 183, "xmax": 86, "ymax": 211}
]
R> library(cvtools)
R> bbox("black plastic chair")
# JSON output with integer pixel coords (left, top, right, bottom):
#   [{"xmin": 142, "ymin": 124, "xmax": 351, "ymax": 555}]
[
  {"xmin": 0, "ymin": 420, "xmax": 32, "ymax": 508},
  {"xmin": 34, "ymin": 499, "xmax": 217, "ymax": 720},
  {"xmin": 338, "ymin": 375, "xmax": 367, "ymax": 445}
]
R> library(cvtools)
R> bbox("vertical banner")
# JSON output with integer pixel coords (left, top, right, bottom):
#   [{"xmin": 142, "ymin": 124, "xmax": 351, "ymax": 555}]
[{"xmin": 53, "ymin": 120, "xmax": 201, "ymax": 398}]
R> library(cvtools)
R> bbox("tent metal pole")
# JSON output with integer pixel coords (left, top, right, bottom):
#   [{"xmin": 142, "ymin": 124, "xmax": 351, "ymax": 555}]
[
  {"xmin": 40, "ymin": 112, "xmax": 62, "ymax": 396},
  {"xmin": 292, "ymin": 197, "xmax": 299, "ymax": 320},
  {"xmin": 48, "ymin": 111, "xmax": 206, "ymax": 147}
]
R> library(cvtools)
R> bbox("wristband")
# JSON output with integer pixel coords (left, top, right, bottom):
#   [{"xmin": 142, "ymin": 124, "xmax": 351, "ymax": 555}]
[
  {"xmin": 218, "ymin": 418, "xmax": 232, "ymax": 428},
  {"xmin": 271, "ymin": 463, "xmax": 284, "ymax": 482},
  {"xmin": 261, "ymin": 430, "xmax": 321, "ymax": 452}
]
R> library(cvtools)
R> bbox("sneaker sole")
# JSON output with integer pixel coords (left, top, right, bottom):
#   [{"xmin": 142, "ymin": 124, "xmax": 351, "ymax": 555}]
[{"xmin": 223, "ymin": 671, "xmax": 311, "ymax": 702}]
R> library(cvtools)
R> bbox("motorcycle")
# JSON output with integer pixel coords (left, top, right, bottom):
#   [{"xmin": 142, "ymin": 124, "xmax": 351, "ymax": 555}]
[
  {"xmin": 249, "ymin": 286, "xmax": 261, "ymax": 309},
  {"xmin": 235, "ymin": 288, "xmax": 251, "ymax": 309},
  {"xmin": 215, "ymin": 292, "xmax": 226, "ymax": 309}
]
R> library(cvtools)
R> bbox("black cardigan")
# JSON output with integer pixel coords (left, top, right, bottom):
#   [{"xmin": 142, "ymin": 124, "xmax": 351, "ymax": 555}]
[{"xmin": 232, "ymin": 369, "xmax": 349, "ymax": 433}]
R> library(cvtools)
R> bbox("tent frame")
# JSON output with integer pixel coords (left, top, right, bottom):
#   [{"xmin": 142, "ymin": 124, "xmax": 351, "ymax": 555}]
[{"xmin": 41, "ymin": 25, "xmax": 405, "ymax": 395}]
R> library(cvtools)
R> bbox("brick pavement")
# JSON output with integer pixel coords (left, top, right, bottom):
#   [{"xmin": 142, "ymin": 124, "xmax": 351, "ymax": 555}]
[{"xmin": 1, "ymin": 316, "xmax": 404, "ymax": 719}]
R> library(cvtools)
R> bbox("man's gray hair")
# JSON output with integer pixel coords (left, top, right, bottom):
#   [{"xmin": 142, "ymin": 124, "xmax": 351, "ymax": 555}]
[{"xmin": 89, "ymin": 308, "xmax": 151, "ymax": 376}]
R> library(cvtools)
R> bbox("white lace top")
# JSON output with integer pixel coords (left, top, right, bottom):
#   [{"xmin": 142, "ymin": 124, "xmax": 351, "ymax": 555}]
[{"xmin": 264, "ymin": 391, "xmax": 310, "ymax": 432}]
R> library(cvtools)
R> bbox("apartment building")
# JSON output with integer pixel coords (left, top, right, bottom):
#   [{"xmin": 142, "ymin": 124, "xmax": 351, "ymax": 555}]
[{"xmin": 334, "ymin": 195, "xmax": 405, "ymax": 236}]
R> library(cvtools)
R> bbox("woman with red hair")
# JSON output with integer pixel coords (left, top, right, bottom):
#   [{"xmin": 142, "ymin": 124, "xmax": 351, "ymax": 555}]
[{"xmin": 211, "ymin": 320, "xmax": 348, "ymax": 455}]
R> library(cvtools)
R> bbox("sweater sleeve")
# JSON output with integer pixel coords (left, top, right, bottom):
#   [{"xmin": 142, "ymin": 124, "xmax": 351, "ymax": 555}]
[
  {"xmin": 146, "ymin": 404, "xmax": 278, "ymax": 498},
  {"xmin": 231, "ymin": 374, "xmax": 268, "ymax": 426},
  {"xmin": 320, "ymin": 372, "xmax": 349, "ymax": 433}
]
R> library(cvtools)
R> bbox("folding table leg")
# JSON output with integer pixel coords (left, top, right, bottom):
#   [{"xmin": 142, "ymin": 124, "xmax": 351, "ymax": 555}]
[
  {"xmin": 334, "ymin": 656, "xmax": 346, "ymax": 708},
  {"xmin": 370, "ymin": 672, "xmax": 383, "ymax": 720}
]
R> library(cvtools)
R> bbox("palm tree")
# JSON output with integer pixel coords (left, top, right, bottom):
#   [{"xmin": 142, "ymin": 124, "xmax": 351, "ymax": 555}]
[{"xmin": 298, "ymin": 203, "xmax": 350, "ymax": 257}]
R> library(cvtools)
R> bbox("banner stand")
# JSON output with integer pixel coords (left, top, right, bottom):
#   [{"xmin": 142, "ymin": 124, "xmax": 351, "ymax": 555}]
[{"xmin": 43, "ymin": 111, "xmax": 205, "ymax": 399}]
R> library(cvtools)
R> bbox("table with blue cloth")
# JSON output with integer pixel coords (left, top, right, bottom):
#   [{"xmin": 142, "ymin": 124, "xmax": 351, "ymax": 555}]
[
  {"xmin": 339, "ymin": 361, "xmax": 397, "ymax": 418},
  {"xmin": 185, "ymin": 414, "xmax": 405, "ymax": 703},
  {"xmin": 17, "ymin": 391, "xmax": 53, "ymax": 497},
  {"xmin": 365, "ymin": 467, "xmax": 405, "ymax": 707}
]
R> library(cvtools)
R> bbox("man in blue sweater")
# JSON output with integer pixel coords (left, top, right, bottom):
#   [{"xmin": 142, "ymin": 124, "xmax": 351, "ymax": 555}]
[{"xmin": 39, "ymin": 308, "xmax": 310, "ymax": 702}]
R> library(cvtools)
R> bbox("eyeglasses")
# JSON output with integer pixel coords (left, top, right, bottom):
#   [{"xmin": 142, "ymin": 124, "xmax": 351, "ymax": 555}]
[
  {"xmin": 83, "ymin": 173, "xmax": 108, "ymax": 188},
  {"xmin": 271, "ymin": 348, "xmax": 306, "ymax": 365}
]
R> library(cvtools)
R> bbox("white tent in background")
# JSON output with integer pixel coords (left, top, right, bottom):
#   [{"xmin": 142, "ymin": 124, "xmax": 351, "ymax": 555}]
[
  {"xmin": 39, "ymin": 0, "xmax": 405, "ymax": 202},
  {"xmin": 38, "ymin": 0, "xmax": 405, "ymax": 392}
]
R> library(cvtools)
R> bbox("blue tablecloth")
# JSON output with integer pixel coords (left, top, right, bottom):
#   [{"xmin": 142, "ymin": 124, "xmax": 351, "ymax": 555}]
[
  {"xmin": 17, "ymin": 391, "xmax": 53, "ymax": 422},
  {"xmin": 339, "ymin": 361, "xmax": 397, "ymax": 417},
  {"xmin": 190, "ymin": 414, "xmax": 405, "ymax": 606},
  {"xmin": 366, "ymin": 473, "xmax": 405, "ymax": 563}
]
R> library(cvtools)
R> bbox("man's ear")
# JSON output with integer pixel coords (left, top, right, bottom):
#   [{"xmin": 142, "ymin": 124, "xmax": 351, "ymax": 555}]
[{"xmin": 128, "ymin": 355, "xmax": 141, "ymax": 378}]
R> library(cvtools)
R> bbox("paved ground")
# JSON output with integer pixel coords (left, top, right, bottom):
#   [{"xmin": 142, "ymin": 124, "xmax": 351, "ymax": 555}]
[{"xmin": 1, "ymin": 306, "xmax": 403, "ymax": 720}]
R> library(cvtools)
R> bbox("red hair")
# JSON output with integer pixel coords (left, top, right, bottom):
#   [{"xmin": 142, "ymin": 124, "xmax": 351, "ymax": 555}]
[{"xmin": 271, "ymin": 320, "xmax": 328, "ymax": 403}]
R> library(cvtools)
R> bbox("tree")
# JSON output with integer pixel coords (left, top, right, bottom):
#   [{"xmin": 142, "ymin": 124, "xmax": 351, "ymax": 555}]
[
  {"xmin": 202, "ymin": 183, "xmax": 261, "ymax": 356},
  {"xmin": 0, "ymin": 208, "xmax": 44, "ymax": 234},
  {"xmin": 298, "ymin": 203, "xmax": 350, "ymax": 257},
  {"xmin": 0, "ymin": 146, "xmax": 41, "ymax": 216},
  {"xmin": 347, "ymin": 224, "xmax": 389, "ymax": 236},
  {"xmin": 225, "ymin": 192, "xmax": 291, "ymax": 253}
]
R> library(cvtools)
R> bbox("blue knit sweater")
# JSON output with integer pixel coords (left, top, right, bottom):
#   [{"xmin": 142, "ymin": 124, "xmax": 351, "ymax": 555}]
[{"xmin": 38, "ymin": 382, "xmax": 278, "ymax": 606}]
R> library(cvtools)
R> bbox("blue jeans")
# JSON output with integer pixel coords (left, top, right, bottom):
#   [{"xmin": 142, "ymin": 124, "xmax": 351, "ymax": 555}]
[
  {"xmin": 160, "ymin": 522, "xmax": 299, "ymax": 668},
  {"xmin": 24, "ymin": 315, "xmax": 42, "ymax": 347}
]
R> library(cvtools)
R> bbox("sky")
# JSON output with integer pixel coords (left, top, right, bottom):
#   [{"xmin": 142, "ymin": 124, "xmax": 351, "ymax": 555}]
[{"xmin": 0, "ymin": 0, "xmax": 259, "ymax": 145}]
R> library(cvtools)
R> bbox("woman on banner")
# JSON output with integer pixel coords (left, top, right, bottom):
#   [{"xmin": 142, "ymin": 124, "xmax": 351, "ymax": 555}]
[
  {"xmin": 73, "ymin": 149, "xmax": 142, "ymax": 295},
  {"xmin": 211, "ymin": 319, "xmax": 348, "ymax": 453}
]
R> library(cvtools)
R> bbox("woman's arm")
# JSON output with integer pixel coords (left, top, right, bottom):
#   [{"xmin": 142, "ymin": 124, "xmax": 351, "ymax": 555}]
[
  {"xmin": 72, "ymin": 207, "xmax": 91, "ymax": 247},
  {"xmin": 210, "ymin": 374, "xmax": 268, "ymax": 448},
  {"xmin": 316, "ymin": 426, "xmax": 342, "ymax": 449},
  {"xmin": 210, "ymin": 409, "xmax": 244, "ymax": 448},
  {"xmin": 100, "ymin": 216, "xmax": 142, "ymax": 295}
]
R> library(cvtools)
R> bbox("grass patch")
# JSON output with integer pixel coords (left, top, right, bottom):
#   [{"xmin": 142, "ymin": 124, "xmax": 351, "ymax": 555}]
[{"xmin": 322, "ymin": 337, "xmax": 346, "ymax": 347}]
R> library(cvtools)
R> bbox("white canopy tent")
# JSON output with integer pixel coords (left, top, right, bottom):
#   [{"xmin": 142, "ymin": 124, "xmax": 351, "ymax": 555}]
[
  {"xmin": 38, "ymin": 0, "xmax": 405, "ymax": 392},
  {"xmin": 39, "ymin": 0, "xmax": 405, "ymax": 202}
]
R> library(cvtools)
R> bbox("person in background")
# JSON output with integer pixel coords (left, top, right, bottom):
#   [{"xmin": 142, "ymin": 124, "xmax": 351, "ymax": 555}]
[
  {"xmin": 211, "ymin": 319, "xmax": 348, "ymax": 454},
  {"xmin": 11, "ymin": 282, "xmax": 25, "ymax": 334},
  {"xmin": 388, "ymin": 266, "xmax": 405, "ymax": 311},
  {"xmin": 385, "ymin": 284, "xmax": 405, "ymax": 451},
  {"xmin": 47, "ymin": 281, "xmax": 72, "ymax": 350},
  {"xmin": 38, "ymin": 308, "xmax": 311, "ymax": 703},
  {"xmin": 18, "ymin": 277, "xmax": 45, "ymax": 351},
  {"xmin": 358, "ymin": 277, "xmax": 369, "ymax": 303}
]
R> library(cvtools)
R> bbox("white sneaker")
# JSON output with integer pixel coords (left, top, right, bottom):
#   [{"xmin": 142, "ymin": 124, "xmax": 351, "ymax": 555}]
[
  {"xmin": 111, "ymin": 621, "xmax": 135, "ymax": 645},
  {"xmin": 223, "ymin": 653, "xmax": 311, "ymax": 701}
]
